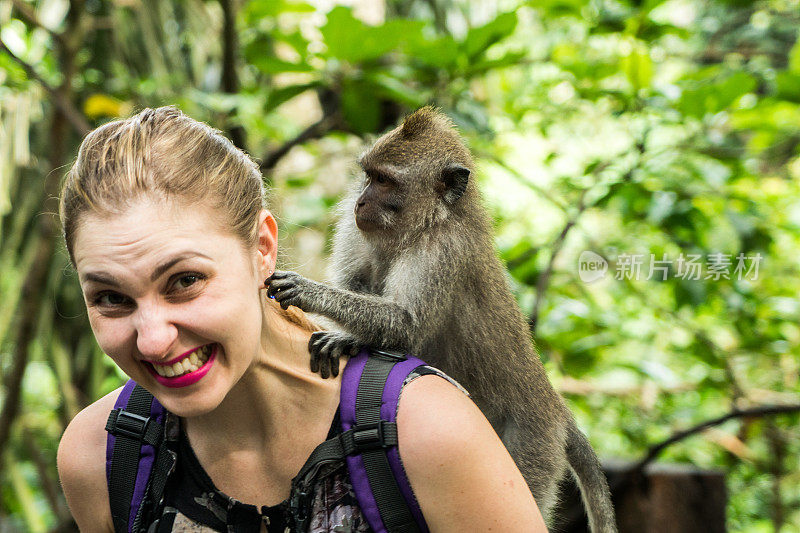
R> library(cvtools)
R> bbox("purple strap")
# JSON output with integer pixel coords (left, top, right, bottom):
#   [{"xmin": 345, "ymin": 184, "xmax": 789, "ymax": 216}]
[
  {"xmin": 105, "ymin": 380, "xmax": 166, "ymax": 532},
  {"xmin": 340, "ymin": 350, "xmax": 430, "ymax": 533}
]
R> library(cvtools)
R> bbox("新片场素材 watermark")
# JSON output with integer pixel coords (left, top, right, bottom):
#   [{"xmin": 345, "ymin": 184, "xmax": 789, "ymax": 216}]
[{"xmin": 577, "ymin": 251, "xmax": 762, "ymax": 283}]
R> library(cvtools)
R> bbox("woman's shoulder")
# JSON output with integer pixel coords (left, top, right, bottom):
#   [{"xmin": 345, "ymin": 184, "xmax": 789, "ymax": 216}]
[
  {"xmin": 396, "ymin": 373, "xmax": 547, "ymax": 532},
  {"xmin": 395, "ymin": 373, "xmax": 490, "ymax": 469},
  {"xmin": 57, "ymin": 386, "xmax": 122, "ymax": 533}
]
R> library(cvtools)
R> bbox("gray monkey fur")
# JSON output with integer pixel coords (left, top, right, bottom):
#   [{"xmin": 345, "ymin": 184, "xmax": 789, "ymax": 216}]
[{"xmin": 265, "ymin": 107, "xmax": 617, "ymax": 532}]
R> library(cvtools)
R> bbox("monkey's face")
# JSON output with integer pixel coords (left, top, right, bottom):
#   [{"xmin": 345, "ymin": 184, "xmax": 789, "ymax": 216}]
[
  {"xmin": 354, "ymin": 169, "xmax": 407, "ymax": 233},
  {"xmin": 354, "ymin": 117, "xmax": 473, "ymax": 238}
]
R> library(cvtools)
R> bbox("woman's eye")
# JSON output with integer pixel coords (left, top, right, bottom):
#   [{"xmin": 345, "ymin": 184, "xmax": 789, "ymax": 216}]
[
  {"xmin": 176, "ymin": 275, "xmax": 197, "ymax": 289},
  {"xmin": 94, "ymin": 292, "xmax": 130, "ymax": 307},
  {"xmin": 172, "ymin": 273, "xmax": 204, "ymax": 290},
  {"xmin": 88, "ymin": 273, "xmax": 206, "ymax": 309}
]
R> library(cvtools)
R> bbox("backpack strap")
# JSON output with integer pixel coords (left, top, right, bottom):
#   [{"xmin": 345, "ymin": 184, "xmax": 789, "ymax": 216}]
[
  {"xmin": 340, "ymin": 349, "xmax": 429, "ymax": 533},
  {"xmin": 290, "ymin": 349, "xmax": 430, "ymax": 533},
  {"xmin": 105, "ymin": 380, "xmax": 167, "ymax": 533}
]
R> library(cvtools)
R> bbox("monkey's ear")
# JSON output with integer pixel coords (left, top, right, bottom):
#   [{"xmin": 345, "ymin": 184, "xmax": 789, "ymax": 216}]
[{"xmin": 441, "ymin": 164, "xmax": 470, "ymax": 205}]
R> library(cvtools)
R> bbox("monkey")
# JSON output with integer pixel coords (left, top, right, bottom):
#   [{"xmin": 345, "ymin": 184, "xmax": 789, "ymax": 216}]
[{"xmin": 264, "ymin": 107, "xmax": 617, "ymax": 532}]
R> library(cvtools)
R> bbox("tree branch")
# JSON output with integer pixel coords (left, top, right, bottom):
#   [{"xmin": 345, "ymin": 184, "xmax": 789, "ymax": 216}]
[
  {"xmin": 0, "ymin": 38, "xmax": 90, "ymax": 136},
  {"xmin": 479, "ymin": 152, "xmax": 567, "ymax": 210},
  {"xmin": 22, "ymin": 427, "xmax": 65, "ymax": 520},
  {"xmin": 10, "ymin": 0, "xmax": 66, "ymax": 46},
  {"xmin": 575, "ymin": 239, "xmax": 749, "ymax": 401},
  {"xmin": 528, "ymin": 189, "xmax": 588, "ymax": 334},
  {"xmin": 259, "ymin": 112, "xmax": 340, "ymax": 172},
  {"xmin": 0, "ymin": 0, "xmax": 85, "ymax": 459},
  {"xmin": 633, "ymin": 403, "xmax": 800, "ymax": 473},
  {"xmin": 561, "ymin": 402, "xmax": 800, "ymax": 533},
  {"xmin": 219, "ymin": 0, "xmax": 246, "ymax": 150},
  {"xmin": 0, "ymin": 233, "xmax": 54, "ymax": 454},
  {"xmin": 527, "ymin": 157, "xmax": 613, "ymax": 334}
]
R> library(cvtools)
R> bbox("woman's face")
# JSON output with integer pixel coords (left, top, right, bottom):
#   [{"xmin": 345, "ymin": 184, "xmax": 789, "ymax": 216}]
[{"xmin": 73, "ymin": 196, "xmax": 277, "ymax": 417}]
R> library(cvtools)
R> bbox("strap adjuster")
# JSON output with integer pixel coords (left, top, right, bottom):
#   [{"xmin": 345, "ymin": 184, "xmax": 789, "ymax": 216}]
[
  {"xmin": 369, "ymin": 348, "xmax": 407, "ymax": 361},
  {"xmin": 106, "ymin": 408, "xmax": 158, "ymax": 445},
  {"xmin": 350, "ymin": 421, "xmax": 394, "ymax": 453}
]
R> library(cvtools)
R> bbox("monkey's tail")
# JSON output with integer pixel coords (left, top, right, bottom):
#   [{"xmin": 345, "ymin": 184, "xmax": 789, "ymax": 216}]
[{"xmin": 565, "ymin": 421, "xmax": 618, "ymax": 533}]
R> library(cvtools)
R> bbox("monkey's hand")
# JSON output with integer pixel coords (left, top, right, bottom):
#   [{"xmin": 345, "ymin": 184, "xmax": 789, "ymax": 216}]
[
  {"xmin": 308, "ymin": 331, "xmax": 362, "ymax": 379},
  {"xmin": 264, "ymin": 270, "xmax": 319, "ymax": 312}
]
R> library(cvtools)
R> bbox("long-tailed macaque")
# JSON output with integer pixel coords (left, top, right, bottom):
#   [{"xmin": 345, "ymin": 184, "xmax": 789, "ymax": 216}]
[{"xmin": 265, "ymin": 107, "xmax": 617, "ymax": 532}]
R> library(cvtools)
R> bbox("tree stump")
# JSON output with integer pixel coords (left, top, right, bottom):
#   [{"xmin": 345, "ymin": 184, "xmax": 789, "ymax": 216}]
[{"xmin": 552, "ymin": 460, "xmax": 727, "ymax": 533}]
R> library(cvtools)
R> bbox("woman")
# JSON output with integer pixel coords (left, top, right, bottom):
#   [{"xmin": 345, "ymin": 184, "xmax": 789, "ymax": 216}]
[{"xmin": 56, "ymin": 106, "xmax": 546, "ymax": 532}]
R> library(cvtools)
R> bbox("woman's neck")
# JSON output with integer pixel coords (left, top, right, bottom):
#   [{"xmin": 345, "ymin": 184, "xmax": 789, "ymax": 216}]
[{"xmin": 183, "ymin": 306, "xmax": 342, "ymax": 454}]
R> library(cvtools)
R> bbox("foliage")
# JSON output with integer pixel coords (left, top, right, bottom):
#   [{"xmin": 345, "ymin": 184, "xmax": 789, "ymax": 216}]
[{"xmin": 0, "ymin": 0, "xmax": 799, "ymax": 530}]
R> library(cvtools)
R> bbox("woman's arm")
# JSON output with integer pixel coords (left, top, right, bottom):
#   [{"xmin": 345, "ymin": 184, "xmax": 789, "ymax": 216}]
[
  {"xmin": 397, "ymin": 375, "xmax": 548, "ymax": 532},
  {"xmin": 57, "ymin": 388, "xmax": 120, "ymax": 533}
]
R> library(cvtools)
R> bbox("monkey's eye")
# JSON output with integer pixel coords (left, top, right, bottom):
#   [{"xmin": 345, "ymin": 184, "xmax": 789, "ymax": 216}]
[{"xmin": 372, "ymin": 172, "xmax": 390, "ymax": 185}]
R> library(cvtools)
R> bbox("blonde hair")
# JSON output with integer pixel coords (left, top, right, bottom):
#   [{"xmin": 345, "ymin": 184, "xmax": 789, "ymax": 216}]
[{"xmin": 60, "ymin": 105, "xmax": 317, "ymax": 331}]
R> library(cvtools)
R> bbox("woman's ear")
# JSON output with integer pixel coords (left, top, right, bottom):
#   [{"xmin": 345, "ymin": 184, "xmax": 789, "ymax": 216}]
[{"xmin": 256, "ymin": 209, "xmax": 278, "ymax": 279}]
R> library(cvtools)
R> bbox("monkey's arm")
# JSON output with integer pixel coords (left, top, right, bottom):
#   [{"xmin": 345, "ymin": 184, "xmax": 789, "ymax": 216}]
[
  {"xmin": 265, "ymin": 270, "xmax": 419, "ymax": 349},
  {"xmin": 266, "ymin": 242, "xmax": 457, "ymax": 349}
]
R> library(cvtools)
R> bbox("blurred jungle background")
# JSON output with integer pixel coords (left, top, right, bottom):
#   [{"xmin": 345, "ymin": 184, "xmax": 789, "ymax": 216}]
[{"xmin": 1, "ymin": 0, "xmax": 799, "ymax": 530}]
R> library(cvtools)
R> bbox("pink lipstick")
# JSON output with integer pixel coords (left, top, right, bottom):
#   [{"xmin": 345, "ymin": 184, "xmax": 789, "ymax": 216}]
[{"xmin": 146, "ymin": 344, "xmax": 217, "ymax": 388}]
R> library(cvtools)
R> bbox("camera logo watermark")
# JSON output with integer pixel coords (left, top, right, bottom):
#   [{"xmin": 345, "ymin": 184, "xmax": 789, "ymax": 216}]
[
  {"xmin": 578, "ymin": 251, "xmax": 763, "ymax": 282},
  {"xmin": 578, "ymin": 251, "xmax": 608, "ymax": 282}
]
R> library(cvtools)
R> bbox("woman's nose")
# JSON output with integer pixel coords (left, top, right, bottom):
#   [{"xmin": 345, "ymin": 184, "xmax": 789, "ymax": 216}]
[{"xmin": 133, "ymin": 301, "xmax": 178, "ymax": 360}]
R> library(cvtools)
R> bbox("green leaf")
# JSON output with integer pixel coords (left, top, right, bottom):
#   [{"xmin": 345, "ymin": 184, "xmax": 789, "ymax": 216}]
[
  {"xmin": 265, "ymin": 81, "xmax": 322, "ymax": 113},
  {"xmin": 563, "ymin": 345, "xmax": 600, "ymax": 376},
  {"xmin": 620, "ymin": 41, "xmax": 653, "ymax": 92},
  {"xmin": 251, "ymin": 56, "xmax": 314, "ymax": 75},
  {"xmin": 775, "ymin": 71, "xmax": 800, "ymax": 103},
  {"xmin": 341, "ymin": 78, "xmax": 381, "ymax": 134},
  {"xmin": 320, "ymin": 7, "xmax": 420, "ymax": 63},
  {"xmin": 731, "ymin": 100, "xmax": 800, "ymax": 131},
  {"xmin": 244, "ymin": 33, "xmax": 313, "ymax": 72},
  {"xmin": 466, "ymin": 50, "xmax": 527, "ymax": 76},
  {"xmin": 551, "ymin": 42, "xmax": 618, "ymax": 81},
  {"xmin": 275, "ymin": 30, "xmax": 312, "ymax": 57},
  {"xmin": 186, "ymin": 90, "xmax": 241, "ymax": 113},
  {"xmin": 789, "ymin": 33, "xmax": 800, "ymax": 74},
  {"xmin": 463, "ymin": 12, "xmax": 518, "ymax": 59},
  {"xmin": 678, "ymin": 72, "xmax": 757, "ymax": 118},
  {"xmin": 244, "ymin": 0, "xmax": 314, "ymax": 20},
  {"xmin": 367, "ymin": 72, "xmax": 429, "ymax": 107},
  {"xmin": 528, "ymin": 0, "xmax": 586, "ymax": 17},
  {"xmin": 406, "ymin": 35, "xmax": 460, "ymax": 69}
]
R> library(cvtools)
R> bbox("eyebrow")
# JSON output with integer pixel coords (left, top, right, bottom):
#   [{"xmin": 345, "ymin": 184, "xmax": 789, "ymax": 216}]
[{"xmin": 81, "ymin": 252, "xmax": 212, "ymax": 286}]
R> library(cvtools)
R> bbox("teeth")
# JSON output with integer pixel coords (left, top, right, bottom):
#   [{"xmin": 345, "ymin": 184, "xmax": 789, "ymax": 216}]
[
  {"xmin": 152, "ymin": 344, "xmax": 212, "ymax": 378},
  {"xmin": 198, "ymin": 345, "xmax": 211, "ymax": 362}
]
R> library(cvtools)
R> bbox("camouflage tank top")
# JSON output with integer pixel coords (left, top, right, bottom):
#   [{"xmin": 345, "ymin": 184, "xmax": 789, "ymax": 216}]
[{"xmin": 146, "ymin": 366, "xmax": 467, "ymax": 532}]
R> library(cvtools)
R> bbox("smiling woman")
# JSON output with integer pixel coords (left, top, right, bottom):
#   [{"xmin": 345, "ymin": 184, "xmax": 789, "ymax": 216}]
[
  {"xmin": 55, "ymin": 106, "xmax": 546, "ymax": 533},
  {"xmin": 68, "ymin": 195, "xmax": 278, "ymax": 419}
]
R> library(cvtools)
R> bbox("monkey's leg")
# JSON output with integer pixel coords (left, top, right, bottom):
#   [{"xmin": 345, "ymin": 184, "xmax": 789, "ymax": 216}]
[{"xmin": 501, "ymin": 418, "xmax": 568, "ymax": 522}]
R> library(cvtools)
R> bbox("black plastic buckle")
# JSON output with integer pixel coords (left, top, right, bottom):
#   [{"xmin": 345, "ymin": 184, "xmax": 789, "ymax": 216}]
[
  {"xmin": 351, "ymin": 421, "xmax": 390, "ymax": 453},
  {"xmin": 106, "ymin": 408, "xmax": 151, "ymax": 441},
  {"xmin": 289, "ymin": 484, "xmax": 311, "ymax": 531},
  {"xmin": 369, "ymin": 348, "xmax": 407, "ymax": 361}
]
